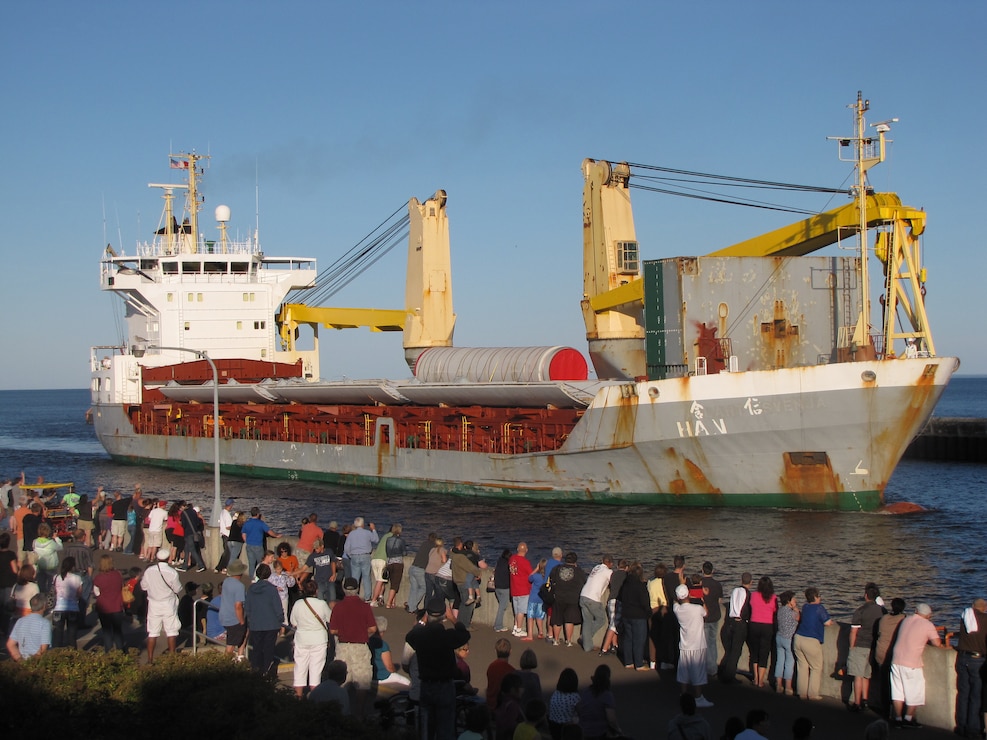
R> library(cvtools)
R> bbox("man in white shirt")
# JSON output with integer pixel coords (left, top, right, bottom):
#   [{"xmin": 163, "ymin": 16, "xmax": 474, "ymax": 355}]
[
  {"xmin": 674, "ymin": 583, "xmax": 713, "ymax": 708},
  {"xmin": 214, "ymin": 497, "xmax": 235, "ymax": 573},
  {"xmin": 140, "ymin": 547, "xmax": 182, "ymax": 664},
  {"xmin": 143, "ymin": 500, "xmax": 168, "ymax": 560},
  {"xmin": 579, "ymin": 555, "xmax": 613, "ymax": 653}
]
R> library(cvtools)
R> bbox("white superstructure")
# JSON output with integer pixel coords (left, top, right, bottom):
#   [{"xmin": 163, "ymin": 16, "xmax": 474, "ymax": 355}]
[{"xmin": 91, "ymin": 152, "xmax": 317, "ymax": 405}]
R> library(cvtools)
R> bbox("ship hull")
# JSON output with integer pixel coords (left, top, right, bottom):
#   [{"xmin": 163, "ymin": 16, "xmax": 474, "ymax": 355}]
[{"xmin": 91, "ymin": 357, "xmax": 956, "ymax": 511}]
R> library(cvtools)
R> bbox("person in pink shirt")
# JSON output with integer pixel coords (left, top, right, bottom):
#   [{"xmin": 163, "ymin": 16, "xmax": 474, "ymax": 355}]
[
  {"xmin": 890, "ymin": 603, "xmax": 942, "ymax": 729},
  {"xmin": 747, "ymin": 576, "xmax": 778, "ymax": 688}
]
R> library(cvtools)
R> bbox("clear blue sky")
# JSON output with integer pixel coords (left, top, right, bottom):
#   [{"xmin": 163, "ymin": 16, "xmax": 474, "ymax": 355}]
[{"xmin": 1, "ymin": 1, "xmax": 984, "ymax": 390}]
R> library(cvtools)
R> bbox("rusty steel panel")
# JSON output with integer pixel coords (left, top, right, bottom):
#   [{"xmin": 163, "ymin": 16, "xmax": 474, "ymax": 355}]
[{"xmin": 646, "ymin": 255, "xmax": 860, "ymax": 374}]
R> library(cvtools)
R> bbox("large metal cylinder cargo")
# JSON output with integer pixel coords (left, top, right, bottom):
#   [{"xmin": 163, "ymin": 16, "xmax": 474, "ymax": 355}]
[{"xmin": 413, "ymin": 346, "xmax": 588, "ymax": 383}]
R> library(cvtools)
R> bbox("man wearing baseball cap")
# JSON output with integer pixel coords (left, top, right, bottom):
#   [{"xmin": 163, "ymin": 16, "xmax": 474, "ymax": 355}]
[
  {"xmin": 219, "ymin": 559, "xmax": 248, "ymax": 660},
  {"xmin": 673, "ymin": 582, "xmax": 713, "ymax": 708},
  {"xmin": 329, "ymin": 577, "xmax": 377, "ymax": 718},
  {"xmin": 405, "ymin": 597, "xmax": 471, "ymax": 739},
  {"xmin": 140, "ymin": 547, "xmax": 182, "ymax": 664}
]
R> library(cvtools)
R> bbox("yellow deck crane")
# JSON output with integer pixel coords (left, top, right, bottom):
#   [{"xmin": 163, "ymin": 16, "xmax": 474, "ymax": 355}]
[
  {"xmin": 581, "ymin": 100, "xmax": 935, "ymax": 377},
  {"xmin": 276, "ymin": 191, "xmax": 457, "ymax": 371}
]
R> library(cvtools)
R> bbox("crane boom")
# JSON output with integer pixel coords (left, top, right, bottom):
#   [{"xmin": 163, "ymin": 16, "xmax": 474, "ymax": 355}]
[{"xmin": 707, "ymin": 192, "xmax": 926, "ymax": 257}]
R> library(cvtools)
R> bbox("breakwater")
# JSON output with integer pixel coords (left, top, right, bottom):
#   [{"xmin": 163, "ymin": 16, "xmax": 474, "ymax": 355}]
[{"xmin": 905, "ymin": 417, "xmax": 986, "ymax": 463}]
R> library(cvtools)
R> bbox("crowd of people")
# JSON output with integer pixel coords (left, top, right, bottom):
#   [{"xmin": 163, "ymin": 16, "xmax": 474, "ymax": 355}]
[{"xmin": 1, "ymin": 477, "xmax": 983, "ymax": 739}]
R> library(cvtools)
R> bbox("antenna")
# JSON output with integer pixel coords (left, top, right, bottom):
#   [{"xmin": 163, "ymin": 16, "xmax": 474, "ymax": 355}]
[{"xmin": 255, "ymin": 157, "xmax": 261, "ymax": 251}]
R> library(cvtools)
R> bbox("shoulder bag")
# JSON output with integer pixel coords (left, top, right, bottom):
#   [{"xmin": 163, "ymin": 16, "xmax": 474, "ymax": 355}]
[
  {"xmin": 538, "ymin": 579, "xmax": 555, "ymax": 606},
  {"xmin": 301, "ymin": 597, "xmax": 336, "ymax": 664}
]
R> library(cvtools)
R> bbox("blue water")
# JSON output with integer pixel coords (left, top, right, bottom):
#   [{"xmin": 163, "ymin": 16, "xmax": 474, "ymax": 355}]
[{"xmin": 0, "ymin": 380, "xmax": 983, "ymax": 619}]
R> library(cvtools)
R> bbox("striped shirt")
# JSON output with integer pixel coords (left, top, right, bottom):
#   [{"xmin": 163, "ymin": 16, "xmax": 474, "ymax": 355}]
[{"xmin": 9, "ymin": 613, "xmax": 51, "ymax": 659}]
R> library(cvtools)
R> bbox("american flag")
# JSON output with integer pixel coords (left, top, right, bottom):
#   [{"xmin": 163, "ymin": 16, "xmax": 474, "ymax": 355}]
[{"xmin": 170, "ymin": 158, "xmax": 189, "ymax": 170}]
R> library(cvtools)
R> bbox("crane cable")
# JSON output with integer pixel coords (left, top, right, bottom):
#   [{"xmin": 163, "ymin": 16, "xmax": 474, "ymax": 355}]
[
  {"xmin": 608, "ymin": 161, "xmax": 853, "ymax": 216},
  {"xmin": 287, "ymin": 201, "xmax": 411, "ymax": 305}
]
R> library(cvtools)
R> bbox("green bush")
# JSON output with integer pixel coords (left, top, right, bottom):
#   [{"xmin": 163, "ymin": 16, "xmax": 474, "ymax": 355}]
[{"xmin": 0, "ymin": 649, "xmax": 384, "ymax": 739}]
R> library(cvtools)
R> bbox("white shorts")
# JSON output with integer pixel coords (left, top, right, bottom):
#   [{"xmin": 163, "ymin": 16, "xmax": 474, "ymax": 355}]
[
  {"xmin": 676, "ymin": 648, "xmax": 708, "ymax": 686},
  {"xmin": 146, "ymin": 530, "xmax": 163, "ymax": 549},
  {"xmin": 371, "ymin": 558, "xmax": 386, "ymax": 582},
  {"xmin": 890, "ymin": 664, "xmax": 926, "ymax": 706},
  {"xmin": 146, "ymin": 609, "xmax": 181, "ymax": 638}
]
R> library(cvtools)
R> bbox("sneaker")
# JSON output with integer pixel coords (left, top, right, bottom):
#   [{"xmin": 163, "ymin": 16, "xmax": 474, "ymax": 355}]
[
  {"xmin": 649, "ymin": 661, "xmax": 656, "ymax": 670},
  {"xmin": 695, "ymin": 696, "xmax": 714, "ymax": 709},
  {"xmin": 903, "ymin": 719, "xmax": 922, "ymax": 729},
  {"xmin": 495, "ymin": 627, "xmax": 510, "ymax": 632},
  {"xmin": 464, "ymin": 598, "xmax": 475, "ymax": 606},
  {"xmin": 174, "ymin": 566, "xmax": 187, "ymax": 572},
  {"xmin": 196, "ymin": 567, "xmax": 206, "ymax": 573},
  {"xmin": 565, "ymin": 640, "xmax": 573, "ymax": 647}
]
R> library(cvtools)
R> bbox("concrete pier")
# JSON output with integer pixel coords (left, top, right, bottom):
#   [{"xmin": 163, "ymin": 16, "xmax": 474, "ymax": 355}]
[{"xmin": 905, "ymin": 417, "xmax": 986, "ymax": 463}]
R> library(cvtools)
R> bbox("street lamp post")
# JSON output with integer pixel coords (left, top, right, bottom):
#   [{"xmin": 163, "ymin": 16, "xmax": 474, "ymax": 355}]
[{"xmin": 131, "ymin": 344, "xmax": 222, "ymax": 529}]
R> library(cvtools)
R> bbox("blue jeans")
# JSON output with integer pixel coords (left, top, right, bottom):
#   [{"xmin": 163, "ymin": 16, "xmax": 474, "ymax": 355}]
[
  {"xmin": 580, "ymin": 596, "xmax": 606, "ymax": 652},
  {"xmin": 315, "ymin": 579, "xmax": 333, "ymax": 603},
  {"xmin": 956, "ymin": 652, "xmax": 985, "ymax": 734},
  {"xmin": 227, "ymin": 540, "xmax": 243, "ymax": 564},
  {"xmin": 494, "ymin": 587, "xmax": 511, "ymax": 630},
  {"xmin": 349, "ymin": 553, "xmax": 372, "ymax": 600},
  {"xmin": 407, "ymin": 565, "xmax": 427, "ymax": 612},
  {"xmin": 184, "ymin": 534, "xmax": 205, "ymax": 569},
  {"xmin": 705, "ymin": 621, "xmax": 720, "ymax": 674},
  {"xmin": 775, "ymin": 633, "xmax": 796, "ymax": 680},
  {"xmin": 246, "ymin": 544, "xmax": 265, "ymax": 579},
  {"xmin": 419, "ymin": 679, "xmax": 457, "ymax": 740},
  {"xmin": 625, "ymin": 617, "xmax": 648, "ymax": 668},
  {"xmin": 457, "ymin": 582, "xmax": 475, "ymax": 628}
]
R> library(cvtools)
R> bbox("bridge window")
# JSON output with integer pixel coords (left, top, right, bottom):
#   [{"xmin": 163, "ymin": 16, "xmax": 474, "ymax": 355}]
[{"xmin": 616, "ymin": 241, "xmax": 639, "ymax": 275}]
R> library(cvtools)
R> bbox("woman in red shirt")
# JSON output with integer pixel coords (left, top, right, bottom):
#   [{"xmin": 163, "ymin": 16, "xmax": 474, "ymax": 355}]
[
  {"xmin": 92, "ymin": 554, "xmax": 125, "ymax": 652},
  {"xmin": 165, "ymin": 502, "xmax": 184, "ymax": 565}
]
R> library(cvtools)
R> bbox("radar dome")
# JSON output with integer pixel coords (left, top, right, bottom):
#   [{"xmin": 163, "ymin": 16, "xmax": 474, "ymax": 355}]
[{"xmin": 215, "ymin": 205, "xmax": 231, "ymax": 222}]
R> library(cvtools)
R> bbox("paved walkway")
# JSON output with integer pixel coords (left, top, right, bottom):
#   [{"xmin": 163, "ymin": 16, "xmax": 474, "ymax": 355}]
[{"xmin": 35, "ymin": 550, "xmax": 962, "ymax": 739}]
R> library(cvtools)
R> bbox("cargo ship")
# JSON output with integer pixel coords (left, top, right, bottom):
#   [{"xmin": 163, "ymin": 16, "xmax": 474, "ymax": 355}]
[{"xmin": 89, "ymin": 94, "xmax": 957, "ymax": 510}]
